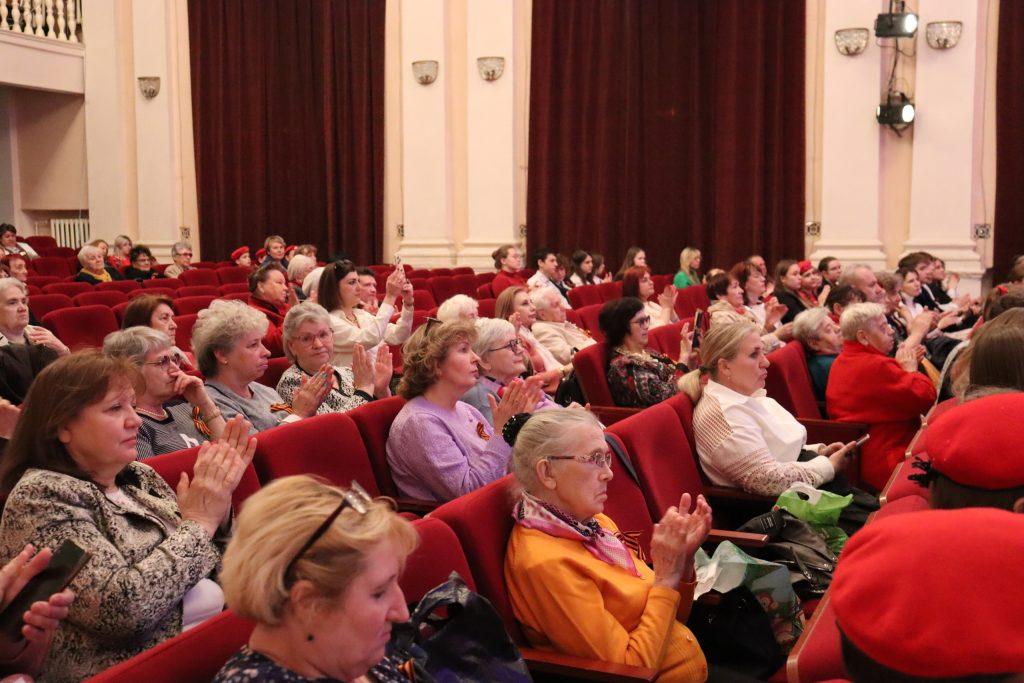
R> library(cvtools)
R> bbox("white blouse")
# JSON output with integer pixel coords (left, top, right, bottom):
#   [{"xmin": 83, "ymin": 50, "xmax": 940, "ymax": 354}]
[
  {"xmin": 329, "ymin": 302, "xmax": 413, "ymax": 368},
  {"xmin": 692, "ymin": 380, "xmax": 833, "ymax": 496}
]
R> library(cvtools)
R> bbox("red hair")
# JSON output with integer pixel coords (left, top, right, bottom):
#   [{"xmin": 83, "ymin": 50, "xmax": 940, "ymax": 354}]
[{"xmin": 621, "ymin": 266, "xmax": 650, "ymax": 299}]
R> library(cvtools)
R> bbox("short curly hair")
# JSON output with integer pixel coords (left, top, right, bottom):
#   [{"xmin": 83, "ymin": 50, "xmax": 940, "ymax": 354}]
[
  {"xmin": 398, "ymin": 320, "xmax": 477, "ymax": 399},
  {"xmin": 191, "ymin": 299, "xmax": 269, "ymax": 378}
]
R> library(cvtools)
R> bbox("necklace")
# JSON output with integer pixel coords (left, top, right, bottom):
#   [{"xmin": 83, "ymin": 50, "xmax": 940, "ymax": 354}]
[
  {"xmin": 136, "ymin": 405, "xmax": 167, "ymax": 419},
  {"xmin": 614, "ymin": 345, "xmax": 651, "ymax": 361}
]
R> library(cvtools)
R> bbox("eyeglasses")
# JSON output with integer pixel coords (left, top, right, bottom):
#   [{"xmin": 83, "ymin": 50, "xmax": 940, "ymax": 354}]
[
  {"xmin": 487, "ymin": 338, "xmax": 522, "ymax": 354},
  {"xmin": 546, "ymin": 449, "xmax": 614, "ymax": 469},
  {"xmin": 178, "ymin": 252, "xmax": 193, "ymax": 258},
  {"xmin": 295, "ymin": 330, "xmax": 333, "ymax": 346},
  {"xmin": 424, "ymin": 317, "xmax": 443, "ymax": 334},
  {"xmin": 630, "ymin": 315, "xmax": 651, "ymax": 327},
  {"xmin": 283, "ymin": 480, "xmax": 374, "ymax": 584},
  {"xmin": 144, "ymin": 353, "xmax": 185, "ymax": 370}
]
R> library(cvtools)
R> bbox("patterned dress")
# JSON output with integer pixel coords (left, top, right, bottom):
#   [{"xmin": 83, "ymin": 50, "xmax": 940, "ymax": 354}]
[
  {"xmin": 214, "ymin": 645, "xmax": 414, "ymax": 682},
  {"xmin": 606, "ymin": 348, "xmax": 680, "ymax": 408}
]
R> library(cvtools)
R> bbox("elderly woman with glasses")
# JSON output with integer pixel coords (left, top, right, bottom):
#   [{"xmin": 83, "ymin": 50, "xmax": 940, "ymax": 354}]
[
  {"xmin": 387, "ymin": 320, "xmax": 541, "ymax": 503},
  {"xmin": 461, "ymin": 318, "xmax": 559, "ymax": 426},
  {"xmin": 74, "ymin": 244, "xmax": 124, "ymax": 284},
  {"xmin": 103, "ymin": 327, "xmax": 227, "ymax": 459},
  {"xmin": 214, "ymin": 476, "xmax": 419, "ymax": 682},
  {"xmin": 193, "ymin": 300, "xmax": 330, "ymax": 433},
  {"xmin": 123, "ymin": 246, "xmax": 162, "ymax": 281},
  {"xmin": 600, "ymin": 297, "xmax": 693, "ymax": 408},
  {"xmin": 277, "ymin": 302, "xmax": 392, "ymax": 415},
  {"xmin": 505, "ymin": 410, "xmax": 710, "ymax": 681}
]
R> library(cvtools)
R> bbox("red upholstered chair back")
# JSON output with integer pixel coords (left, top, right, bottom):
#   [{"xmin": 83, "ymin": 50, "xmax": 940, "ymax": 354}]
[
  {"xmin": 129, "ymin": 287, "xmax": 175, "ymax": 299},
  {"xmin": 42, "ymin": 246, "xmax": 77, "ymax": 258},
  {"xmin": 144, "ymin": 277, "xmax": 182, "ymax": 290},
  {"xmin": 252, "ymin": 414, "xmax": 382, "ymax": 494},
  {"xmin": 180, "ymin": 269, "xmax": 220, "ymax": 287},
  {"xmin": 111, "ymin": 302, "xmax": 131, "ymax": 325},
  {"xmin": 216, "ymin": 266, "xmax": 251, "ymax": 285},
  {"xmin": 173, "ymin": 313, "xmax": 199, "ymax": 352},
  {"xmin": 564, "ymin": 308, "xmax": 582, "ymax": 327},
  {"xmin": 255, "ymin": 356, "xmax": 291, "ymax": 390},
  {"xmin": 476, "ymin": 298, "xmax": 496, "ymax": 318},
  {"xmin": 452, "ymin": 266, "xmax": 474, "ymax": 275},
  {"xmin": 602, "ymin": 432, "xmax": 656, "ymax": 555},
  {"xmin": 567, "ymin": 284, "xmax": 603, "ymax": 308},
  {"xmin": 574, "ymin": 303, "xmax": 605, "ymax": 341},
  {"xmin": 476, "ymin": 282, "xmax": 495, "ymax": 299},
  {"xmin": 607, "ymin": 403, "xmax": 706, "ymax": 521},
  {"xmin": 572, "ymin": 342, "xmax": 615, "ymax": 406},
  {"xmin": 409, "ymin": 269, "xmax": 430, "ymax": 278},
  {"xmin": 32, "ymin": 257, "xmax": 72, "ymax": 278},
  {"xmin": 219, "ymin": 283, "xmax": 250, "ymax": 295},
  {"xmin": 347, "ymin": 396, "xmax": 407, "ymax": 496},
  {"xmin": 42, "ymin": 305, "xmax": 118, "ymax": 350},
  {"xmin": 452, "ymin": 274, "xmax": 478, "ymax": 297},
  {"xmin": 675, "ymin": 284, "xmax": 710, "ymax": 319},
  {"xmin": 596, "ymin": 281, "xmax": 621, "ymax": 301},
  {"xmin": 403, "ymin": 518, "xmax": 478, "ymax": 601},
  {"xmin": 86, "ymin": 609, "xmax": 255, "ymax": 682},
  {"xmin": 664, "ymin": 392, "xmax": 699, "ymax": 454},
  {"xmin": 177, "ymin": 285, "xmax": 220, "ymax": 298},
  {"xmin": 24, "ymin": 235, "xmax": 57, "ymax": 252},
  {"xmin": 174, "ymin": 295, "xmax": 216, "ymax": 315},
  {"xmin": 430, "ymin": 476, "xmax": 524, "ymax": 642},
  {"xmin": 646, "ymin": 319, "xmax": 692, "ymax": 361},
  {"xmin": 145, "ymin": 445, "xmax": 261, "ymax": 512},
  {"xmin": 26, "ymin": 275, "xmax": 60, "ymax": 288},
  {"xmin": 26, "ymin": 285, "xmax": 41, "ymax": 296},
  {"xmin": 192, "ymin": 261, "xmax": 217, "ymax": 269},
  {"xmin": 73, "ymin": 290, "xmax": 128, "ymax": 308},
  {"xmin": 430, "ymin": 268, "xmax": 454, "ymax": 277},
  {"xmin": 221, "ymin": 292, "xmax": 250, "ymax": 302},
  {"xmin": 42, "ymin": 281, "xmax": 91, "ymax": 297},
  {"xmin": 427, "ymin": 276, "xmax": 459, "ymax": 305},
  {"xmin": 27, "ymin": 293, "xmax": 72, "ymax": 320},
  {"xmin": 764, "ymin": 341, "xmax": 823, "ymax": 420},
  {"xmin": 475, "ymin": 271, "xmax": 496, "ymax": 285},
  {"xmin": 96, "ymin": 280, "xmax": 141, "ymax": 293},
  {"xmin": 412, "ymin": 289, "xmax": 436, "ymax": 309}
]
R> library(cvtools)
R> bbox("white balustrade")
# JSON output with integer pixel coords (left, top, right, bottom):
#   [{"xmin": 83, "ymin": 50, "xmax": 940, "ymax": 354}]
[{"xmin": 0, "ymin": 0, "xmax": 81, "ymax": 42}]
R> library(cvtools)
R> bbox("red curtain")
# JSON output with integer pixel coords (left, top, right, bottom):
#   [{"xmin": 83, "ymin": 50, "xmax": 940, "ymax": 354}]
[
  {"xmin": 527, "ymin": 0, "xmax": 805, "ymax": 275},
  {"xmin": 995, "ymin": 0, "xmax": 1024, "ymax": 280},
  {"xmin": 187, "ymin": 0, "xmax": 384, "ymax": 264}
]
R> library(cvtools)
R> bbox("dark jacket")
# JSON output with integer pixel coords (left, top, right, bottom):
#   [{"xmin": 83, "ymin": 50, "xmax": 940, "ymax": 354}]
[{"xmin": 74, "ymin": 267, "xmax": 123, "ymax": 284}]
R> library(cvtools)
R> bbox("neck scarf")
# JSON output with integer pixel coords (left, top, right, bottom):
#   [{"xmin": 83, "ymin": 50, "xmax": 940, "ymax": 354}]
[{"xmin": 513, "ymin": 493, "xmax": 641, "ymax": 577}]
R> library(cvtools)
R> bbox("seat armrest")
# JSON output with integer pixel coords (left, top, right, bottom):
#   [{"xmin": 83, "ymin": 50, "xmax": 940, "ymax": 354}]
[
  {"xmin": 394, "ymin": 497, "xmax": 438, "ymax": 515},
  {"xmin": 590, "ymin": 406, "xmax": 641, "ymax": 426},
  {"xmin": 797, "ymin": 418, "xmax": 868, "ymax": 445},
  {"xmin": 521, "ymin": 647, "xmax": 658, "ymax": 682},
  {"xmin": 706, "ymin": 528, "xmax": 769, "ymax": 548}
]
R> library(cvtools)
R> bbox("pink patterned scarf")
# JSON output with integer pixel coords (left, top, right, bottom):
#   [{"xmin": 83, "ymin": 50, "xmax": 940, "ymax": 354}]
[{"xmin": 512, "ymin": 493, "xmax": 641, "ymax": 577}]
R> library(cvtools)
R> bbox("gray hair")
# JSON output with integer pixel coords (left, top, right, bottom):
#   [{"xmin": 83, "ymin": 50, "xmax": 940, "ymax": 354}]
[
  {"xmin": 286, "ymin": 254, "xmax": 316, "ymax": 283},
  {"xmin": 839, "ymin": 302, "xmax": 886, "ymax": 341},
  {"xmin": 437, "ymin": 294, "xmax": 478, "ymax": 323},
  {"xmin": 472, "ymin": 317, "xmax": 515, "ymax": 359},
  {"xmin": 792, "ymin": 307, "xmax": 832, "ymax": 345},
  {"xmin": 0, "ymin": 278, "xmax": 27, "ymax": 297},
  {"xmin": 103, "ymin": 326, "xmax": 172, "ymax": 364},
  {"xmin": 77, "ymin": 244, "xmax": 102, "ymax": 266},
  {"xmin": 529, "ymin": 287, "xmax": 561, "ymax": 312},
  {"xmin": 191, "ymin": 299, "xmax": 269, "ymax": 377},
  {"xmin": 302, "ymin": 267, "xmax": 324, "ymax": 299},
  {"xmin": 838, "ymin": 263, "xmax": 873, "ymax": 288},
  {"xmin": 281, "ymin": 301, "xmax": 333, "ymax": 363},
  {"xmin": 170, "ymin": 241, "xmax": 192, "ymax": 257},
  {"xmin": 511, "ymin": 410, "xmax": 604, "ymax": 493}
]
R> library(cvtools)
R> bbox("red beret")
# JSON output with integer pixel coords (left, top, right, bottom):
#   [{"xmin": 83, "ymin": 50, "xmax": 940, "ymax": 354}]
[
  {"xmin": 284, "ymin": 244, "xmax": 297, "ymax": 255},
  {"xmin": 923, "ymin": 393, "xmax": 1024, "ymax": 489},
  {"xmin": 230, "ymin": 247, "xmax": 249, "ymax": 261},
  {"xmin": 798, "ymin": 259, "xmax": 814, "ymax": 274},
  {"xmin": 256, "ymin": 248, "xmax": 266, "ymax": 260},
  {"xmin": 832, "ymin": 508, "xmax": 1024, "ymax": 677}
]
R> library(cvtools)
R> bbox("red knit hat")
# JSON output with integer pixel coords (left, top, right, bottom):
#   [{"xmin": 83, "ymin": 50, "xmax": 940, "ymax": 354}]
[
  {"xmin": 832, "ymin": 508, "xmax": 1024, "ymax": 678},
  {"xmin": 231, "ymin": 246, "xmax": 249, "ymax": 261},
  {"xmin": 923, "ymin": 393, "xmax": 1024, "ymax": 489},
  {"xmin": 797, "ymin": 259, "xmax": 814, "ymax": 274}
]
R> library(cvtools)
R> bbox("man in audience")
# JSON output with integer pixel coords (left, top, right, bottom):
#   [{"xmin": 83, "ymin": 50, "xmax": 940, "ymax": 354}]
[
  {"xmin": 162, "ymin": 241, "xmax": 194, "ymax": 279},
  {"xmin": 356, "ymin": 267, "xmax": 379, "ymax": 314},
  {"xmin": 832, "ymin": 508, "xmax": 1024, "ymax": 682},
  {"xmin": 527, "ymin": 247, "xmax": 572, "ymax": 308},
  {"xmin": 232, "ymin": 246, "xmax": 252, "ymax": 269},
  {"xmin": 247, "ymin": 264, "xmax": 293, "ymax": 356},
  {"xmin": 838, "ymin": 263, "xmax": 885, "ymax": 305},
  {"xmin": 0, "ymin": 224, "xmax": 38, "ymax": 259},
  {"xmin": 745, "ymin": 254, "xmax": 768, "ymax": 278},
  {"xmin": 530, "ymin": 288, "xmax": 595, "ymax": 364}
]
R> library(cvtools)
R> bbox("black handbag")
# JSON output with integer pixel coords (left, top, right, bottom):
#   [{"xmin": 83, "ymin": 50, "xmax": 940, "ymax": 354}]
[
  {"xmin": 687, "ymin": 587, "xmax": 785, "ymax": 679},
  {"xmin": 739, "ymin": 509, "xmax": 838, "ymax": 596},
  {"xmin": 389, "ymin": 572, "xmax": 533, "ymax": 683}
]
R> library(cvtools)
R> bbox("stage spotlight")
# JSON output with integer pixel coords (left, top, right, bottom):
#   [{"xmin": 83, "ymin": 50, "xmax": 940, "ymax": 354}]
[
  {"xmin": 876, "ymin": 93, "xmax": 915, "ymax": 127},
  {"xmin": 875, "ymin": 12, "xmax": 918, "ymax": 38}
]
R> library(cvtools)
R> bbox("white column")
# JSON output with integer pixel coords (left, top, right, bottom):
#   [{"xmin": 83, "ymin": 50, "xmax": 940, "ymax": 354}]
[
  {"xmin": 397, "ymin": 0, "xmax": 456, "ymax": 266},
  {"xmin": 810, "ymin": 0, "xmax": 887, "ymax": 269},
  {"xmin": 904, "ymin": 0, "xmax": 987, "ymax": 295},
  {"xmin": 457, "ymin": 0, "xmax": 515, "ymax": 270}
]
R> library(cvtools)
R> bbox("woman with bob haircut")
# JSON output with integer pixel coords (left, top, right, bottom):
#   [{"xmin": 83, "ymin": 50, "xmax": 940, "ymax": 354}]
[
  {"xmin": 193, "ymin": 300, "xmax": 330, "ymax": 433},
  {"xmin": 622, "ymin": 266, "xmax": 678, "ymax": 329},
  {"xmin": 0, "ymin": 351, "xmax": 255, "ymax": 682},
  {"xmin": 121, "ymin": 294, "xmax": 195, "ymax": 368},
  {"xmin": 706, "ymin": 271, "xmax": 786, "ymax": 353},
  {"xmin": 123, "ymin": 245, "xmax": 161, "ymax": 281},
  {"xmin": 436, "ymin": 293, "xmax": 479, "ymax": 323},
  {"xmin": 504, "ymin": 409, "xmax": 710, "ymax": 681},
  {"xmin": 261, "ymin": 235, "xmax": 289, "ymax": 268},
  {"xmin": 277, "ymin": 302, "xmax": 392, "ymax": 415},
  {"xmin": 214, "ymin": 475, "xmax": 419, "ymax": 682},
  {"xmin": 686, "ymin": 321, "xmax": 854, "ymax": 496},
  {"xmin": 386, "ymin": 320, "xmax": 540, "ymax": 503},
  {"xmin": 318, "ymin": 260, "xmax": 414, "ymax": 368}
]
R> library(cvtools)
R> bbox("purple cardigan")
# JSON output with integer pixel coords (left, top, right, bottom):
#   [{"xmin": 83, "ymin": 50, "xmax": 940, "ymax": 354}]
[{"xmin": 386, "ymin": 395, "xmax": 512, "ymax": 502}]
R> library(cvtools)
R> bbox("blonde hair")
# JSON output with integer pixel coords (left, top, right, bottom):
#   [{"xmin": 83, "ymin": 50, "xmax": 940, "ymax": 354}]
[
  {"xmin": 839, "ymin": 302, "xmax": 886, "ymax": 341},
  {"xmin": 220, "ymin": 476, "xmax": 418, "ymax": 625},
  {"xmin": 678, "ymin": 247, "xmax": 701, "ymax": 282},
  {"xmin": 436, "ymin": 294, "xmax": 478, "ymax": 323},
  {"xmin": 286, "ymin": 254, "xmax": 316, "ymax": 283},
  {"xmin": 680, "ymin": 320, "xmax": 759, "ymax": 401},
  {"xmin": 398, "ymin": 320, "xmax": 477, "ymax": 399},
  {"xmin": 511, "ymin": 410, "xmax": 604, "ymax": 493},
  {"xmin": 191, "ymin": 299, "xmax": 269, "ymax": 377}
]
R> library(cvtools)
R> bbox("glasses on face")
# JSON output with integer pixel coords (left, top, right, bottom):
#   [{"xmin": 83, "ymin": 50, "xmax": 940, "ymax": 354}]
[
  {"xmin": 547, "ymin": 449, "xmax": 614, "ymax": 469},
  {"xmin": 296, "ymin": 330, "xmax": 333, "ymax": 347},
  {"xmin": 630, "ymin": 315, "xmax": 651, "ymax": 327},
  {"xmin": 487, "ymin": 338, "xmax": 522, "ymax": 354},
  {"xmin": 178, "ymin": 252, "xmax": 193, "ymax": 258},
  {"xmin": 283, "ymin": 480, "xmax": 375, "ymax": 583},
  {"xmin": 144, "ymin": 353, "xmax": 185, "ymax": 370}
]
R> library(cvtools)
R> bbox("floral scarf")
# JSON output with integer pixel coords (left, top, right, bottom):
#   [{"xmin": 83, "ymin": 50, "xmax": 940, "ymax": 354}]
[{"xmin": 512, "ymin": 493, "xmax": 641, "ymax": 577}]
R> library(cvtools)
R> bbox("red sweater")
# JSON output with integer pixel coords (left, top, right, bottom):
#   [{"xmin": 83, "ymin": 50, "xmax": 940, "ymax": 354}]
[
  {"xmin": 826, "ymin": 341, "xmax": 936, "ymax": 490},
  {"xmin": 492, "ymin": 270, "xmax": 527, "ymax": 297},
  {"xmin": 247, "ymin": 295, "xmax": 289, "ymax": 358}
]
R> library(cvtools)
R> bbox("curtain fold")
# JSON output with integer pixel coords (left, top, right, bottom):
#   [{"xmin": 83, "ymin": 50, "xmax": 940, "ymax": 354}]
[
  {"xmin": 527, "ymin": 0, "xmax": 805, "ymax": 275},
  {"xmin": 995, "ymin": 0, "xmax": 1024, "ymax": 280},
  {"xmin": 187, "ymin": 0, "xmax": 384, "ymax": 264}
]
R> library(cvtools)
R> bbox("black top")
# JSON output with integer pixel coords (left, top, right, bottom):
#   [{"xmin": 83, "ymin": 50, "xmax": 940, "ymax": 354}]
[
  {"xmin": 773, "ymin": 289, "xmax": 807, "ymax": 325},
  {"xmin": 73, "ymin": 267, "xmax": 124, "ymax": 284},
  {"xmin": 123, "ymin": 267, "xmax": 162, "ymax": 281}
]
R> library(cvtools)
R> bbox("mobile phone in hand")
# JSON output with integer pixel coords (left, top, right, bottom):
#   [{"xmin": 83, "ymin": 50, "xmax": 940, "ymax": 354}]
[
  {"xmin": 854, "ymin": 434, "xmax": 871, "ymax": 449},
  {"xmin": 0, "ymin": 540, "xmax": 90, "ymax": 640},
  {"xmin": 691, "ymin": 310, "xmax": 705, "ymax": 350}
]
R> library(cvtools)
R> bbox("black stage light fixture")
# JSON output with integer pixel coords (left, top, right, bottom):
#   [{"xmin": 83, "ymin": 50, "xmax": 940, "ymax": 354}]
[
  {"xmin": 876, "ymin": 92, "xmax": 915, "ymax": 127},
  {"xmin": 875, "ymin": 12, "xmax": 918, "ymax": 38}
]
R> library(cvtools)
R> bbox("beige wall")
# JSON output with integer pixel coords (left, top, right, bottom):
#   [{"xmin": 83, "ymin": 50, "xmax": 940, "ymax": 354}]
[{"xmin": 13, "ymin": 89, "xmax": 88, "ymax": 210}]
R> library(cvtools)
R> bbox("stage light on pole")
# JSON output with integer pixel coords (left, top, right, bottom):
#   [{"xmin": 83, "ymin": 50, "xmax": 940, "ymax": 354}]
[{"xmin": 875, "ymin": 12, "xmax": 918, "ymax": 38}]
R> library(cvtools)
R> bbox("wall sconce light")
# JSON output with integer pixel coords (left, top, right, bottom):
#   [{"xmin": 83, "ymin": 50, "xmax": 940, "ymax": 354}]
[
  {"xmin": 925, "ymin": 21, "xmax": 963, "ymax": 49},
  {"xmin": 834, "ymin": 28, "xmax": 870, "ymax": 56},
  {"xmin": 411, "ymin": 60, "xmax": 438, "ymax": 85},
  {"xmin": 137, "ymin": 76, "xmax": 160, "ymax": 99},
  {"xmin": 477, "ymin": 56, "xmax": 505, "ymax": 81}
]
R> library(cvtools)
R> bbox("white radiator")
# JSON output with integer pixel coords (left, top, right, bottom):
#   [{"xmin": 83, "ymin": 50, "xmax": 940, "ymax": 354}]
[{"xmin": 49, "ymin": 219, "xmax": 90, "ymax": 248}]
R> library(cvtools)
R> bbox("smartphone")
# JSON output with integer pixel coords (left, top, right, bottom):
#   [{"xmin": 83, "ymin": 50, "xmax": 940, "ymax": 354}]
[
  {"xmin": 0, "ymin": 540, "xmax": 90, "ymax": 640},
  {"xmin": 853, "ymin": 434, "xmax": 871, "ymax": 449},
  {"xmin": 691, "ymin": 310, "xmax": 705, "ymax": 350}
]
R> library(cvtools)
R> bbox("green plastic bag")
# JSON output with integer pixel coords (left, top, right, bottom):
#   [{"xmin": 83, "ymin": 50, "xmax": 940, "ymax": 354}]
[{"xmin": 776, "ymin": 482, "xmax": 852, "ymax": 554}]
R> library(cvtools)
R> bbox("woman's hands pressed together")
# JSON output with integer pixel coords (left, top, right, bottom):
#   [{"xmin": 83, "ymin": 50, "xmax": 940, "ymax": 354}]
[{"xmin": 651, "ymin": 493, "xmax": 712, "ymax": 589}]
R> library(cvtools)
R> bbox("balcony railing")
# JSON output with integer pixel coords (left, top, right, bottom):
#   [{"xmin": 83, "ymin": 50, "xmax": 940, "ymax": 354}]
[{"xmin": 1, "ymin": 0, "xmax": 80, "ymax": 43}]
